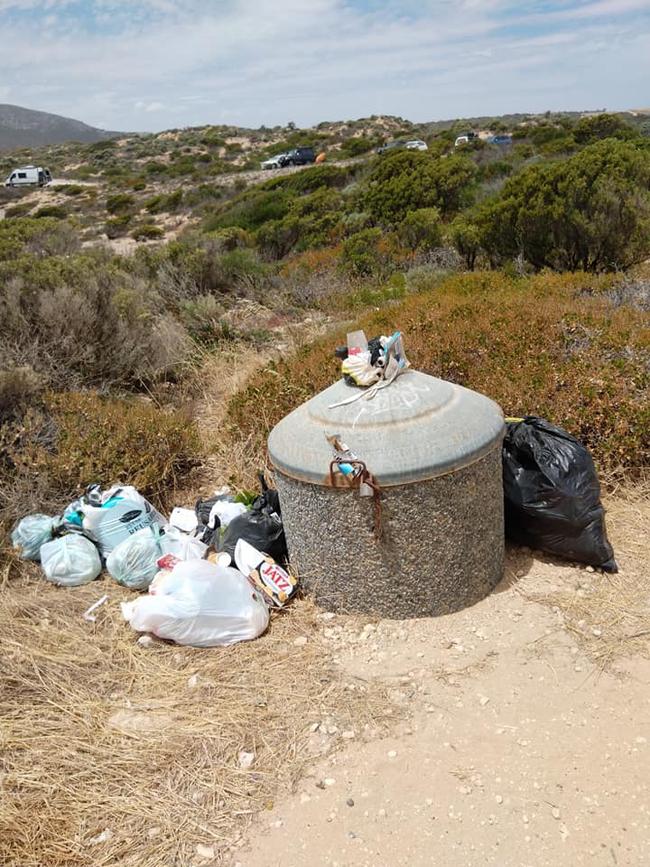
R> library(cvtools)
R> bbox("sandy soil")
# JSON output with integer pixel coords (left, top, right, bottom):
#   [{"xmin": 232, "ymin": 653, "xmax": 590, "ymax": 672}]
[{"xmin": 235, "ymin": 494, "xmax": 650, "ymax": 867}]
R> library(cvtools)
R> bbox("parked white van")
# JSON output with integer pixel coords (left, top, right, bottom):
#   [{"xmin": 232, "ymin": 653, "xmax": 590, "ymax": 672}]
[{"xmin": 4, "ymin": 165, "xmax": 52, "ymax": 187}]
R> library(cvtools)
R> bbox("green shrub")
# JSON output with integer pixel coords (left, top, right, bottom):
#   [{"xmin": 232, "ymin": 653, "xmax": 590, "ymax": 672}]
[
  {"xmin": 449, "ymin": 214, "xmax": 482, "ymax": 269},
  {"xmin": 15, "ymin": 391, "xmax": 201, "ymax": 507},
  {"xmin": 144, "ymin": 190, "xmax": 183, "ymax": 214},
  {"xmin": 339, "ymin": 228, "xmax": 384, "ymax": 277},
  {"xmin": 206, "ymin": 187, "xmax": 293, "ymax": 232},
  {"xmin": 105, "ymin": 192, "xmax": 135, "ymax": 214},
  {"xmin": 362, "ymin": 151, "xmax": 477, "ymax": 224},
  {"xmin": 132, "ymin": 224, "xmax": 164, "ymax": 241},
  {"xmin": 59, "ymin": 184, "xmax": 87, "ymax": 197},
  {"xmin": 476, "ymin": 139, "xmax": 650, "ymax": 271},
  {"xmin": 105, "ymin": 214, "xmax": 132, "ymax": 238},
  {"xmin": 33, "ymin": 205, "xmax": 68, "ymax": 219},
  {"xmin": 398, "ymin": 208, "xmax": 442, "ymax": 251},
  {"xmin": 0, "ymin": 217, "xmax": 79, "ymax": 261},
  {"xmin": 573, "ymin": 113, "xmax": 638, "ymax": 145},
  {"xmin": 4, "ymin": 203, "xmax": 31, "ymax": 218}
]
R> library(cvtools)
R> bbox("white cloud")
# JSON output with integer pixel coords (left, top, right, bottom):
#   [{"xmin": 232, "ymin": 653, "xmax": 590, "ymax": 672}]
[
  {"xmin": 0, "ymin": 0, "xmax": 648, "ymax": 129},
  {"xmin": 135, "ymin": 100, "xmax": 165, "ymax": 112}
]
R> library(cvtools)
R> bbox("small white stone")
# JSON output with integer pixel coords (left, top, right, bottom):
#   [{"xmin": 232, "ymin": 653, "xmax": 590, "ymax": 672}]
[
  {"xmin": 309, "ymin": 722, "xmax": 320, "ymax": 733},
  {"xmin": 238, "ymin": 751, "xmax": 255, "ymax": 769},
  {"xmin": 495, "ymin": 795, "xmax": 503, "ymax": 805},
  {"xmin": 196, "ymin": 844, "xmax": 215, "ymax": 859},
  {"xmin": 187, "ymin": 673, "xmax": 199, "ymax": 688},
  {"xmin": 387, "ymin": 750, "xmax": 397, "ymax": 759},
  {"xmin": 586, "ymin": 565, "xmax": 595, "ymax": 573},
  {"xmin": 270, "ymin": 820, "xmax": 284, "ymax": 829},
  {"xmin": 551, "ymin": 807, "xmax": 561, "ymax": 820},
  {"xmin": 137, "ymin": 634, "xmax": 154, "ymax": 647},
  {"xmin": 147, "ymin": 827, "xmax": 161, "ymax": 838},
  {"xmin": 300, "ymin": 793, "xmax": 311, "ymax": 804},
  {"xmin": 342, "ymin": 730, "xmax": 356, "ymax": 740},
  {"xmin": 293, "ymin": 636, "xmax": 308, "ymax": 647},
  {"xmin": 88, "ymin": 829, "xmax": 113, "ymax": 846},
  {"xmin": 479, "ymin": 695, "xmax": 490, "ymax": 707},
  {"xmin": 592, "ymin": 628, "xmax": 602, "ymax": 637},
  {"xmin": 635, "ymin": 736, "xmax": 647, "ymax": 744},
  {"xmin": 324, "ymin": 777, "xmax": 336, "ymax": 787},
  {"xmin": 523, "ymin": 814, "xmax": 529, "ymax": 824},
  {"xmin": 318, "ymin": 612, "xmax": 336, "ymax": 621}
]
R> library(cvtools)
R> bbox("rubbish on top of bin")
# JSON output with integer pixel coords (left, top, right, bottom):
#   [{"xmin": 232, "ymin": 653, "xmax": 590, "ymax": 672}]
[
  {"xmin": 331, "ymin": 330, "xmax": 410, "ymax": 404},
  {"xmin": 234, "ymin": 539, "xmax": 298, "ymax": 609},
  {"xmin": 503, "ymin": 416, "xmax": 617, "ymax": 572}
]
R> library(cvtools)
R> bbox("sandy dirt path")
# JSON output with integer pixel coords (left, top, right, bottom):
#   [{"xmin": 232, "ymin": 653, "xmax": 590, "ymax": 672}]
[{"xmin": 235, "ymin": 493, "xmax": 650, "ymax": 867}]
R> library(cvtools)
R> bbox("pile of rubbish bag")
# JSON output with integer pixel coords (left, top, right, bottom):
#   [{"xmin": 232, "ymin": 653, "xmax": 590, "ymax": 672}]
[
  {"xmin": 11, "ymin": 475, "xmax": 297, "ymax": 647},
  {"xmin": 503, "ymin": 416, "xmax": 617, "ymax": 572}
]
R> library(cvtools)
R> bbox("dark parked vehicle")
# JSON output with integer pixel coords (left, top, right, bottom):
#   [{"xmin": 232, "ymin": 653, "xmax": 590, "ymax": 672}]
[
  {"xmin": 279, "ymin": 147, "xmax": 316, "ymax": 167},
  {"xmin": 490, "ymin": 134, "xmax": 512, "ymax": 146},
  {"xmin": 376, "ymin": 140, "xmax": 406, "ymax": 155}
]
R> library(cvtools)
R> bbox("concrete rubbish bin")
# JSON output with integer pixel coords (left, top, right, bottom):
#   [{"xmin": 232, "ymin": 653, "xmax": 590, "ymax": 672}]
[{"xmin": 268, "ymin": 370, "xmax": 505, "ymax": 618}]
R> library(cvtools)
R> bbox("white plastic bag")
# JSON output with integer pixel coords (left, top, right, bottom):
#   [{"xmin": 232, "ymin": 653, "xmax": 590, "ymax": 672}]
[
  {"xmin": 106, "ymin": 527, "xmax": 161, "ymax": 590},
  {"xmin": 78, "ymin": 485, "xmax": 165, "ymax": 557},
  {"xmin": 121, "ymin": 560, "xmax": 269, "ymax": 647},
  {"xmin": 209, "ymin": 500, "xmax": 247, "ymax": 528},
  {"xmin": 11, "ymin": 514, "xmax": 57, "ymax": 560},
  {"xmin": 169, "ymin": 507, "xmax": 198, "ymax": 534},
  {"xmin": 40, "ymin": 535, "xmax": 102, "ymax": 587},
  {"xmin": 159, "ymin": 526, "xmax": 208, "ymax": 561}
]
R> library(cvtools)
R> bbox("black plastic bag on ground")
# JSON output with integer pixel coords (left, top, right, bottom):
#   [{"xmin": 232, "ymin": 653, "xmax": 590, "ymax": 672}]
[
  {"xmin": 503, "ymin": 417, "xmax": 617, "ymax": 572},
  {"xmin": 220, "ymin": 475, "xmax": 287, "ymax": 564}
]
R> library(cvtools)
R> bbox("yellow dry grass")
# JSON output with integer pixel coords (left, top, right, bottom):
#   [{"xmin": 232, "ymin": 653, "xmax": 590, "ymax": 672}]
[
  {"xmin": 0, "ymin": 558, "xmax": 389, "ymax": 867},
  {"xmin": 530, "ymin": 485, "xmax": 650, "ymax": 669}
]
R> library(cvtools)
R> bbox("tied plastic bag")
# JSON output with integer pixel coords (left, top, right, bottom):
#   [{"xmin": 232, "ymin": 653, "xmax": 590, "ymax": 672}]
[
  {"xmin": 121, "ymin": 560, "xmax": 269, "ymax": 647},
  {"xmin": 108, "ymin": 526, "xmax": 207, "ymax": 590},
  {"xmin": 503, "ymin": 416, "xmax": 617, "ymax": 571},
  {"xmin": 70, "ymin": 484, "xmax": 165, "ymax": 557},
  {"xmin": 11, "ymin": 514, "xmax": 57, "ymax": 560},
  {"xmin": 40, "ymin": 535, "xmax": 102, "ymax": 587},
  {"xmin": 107, "ymin": 527, "xmax": 162, "ymax": 590},
  {"xmin": 220, "ymin": 485, "xmax": 287, "ymax": 565}
]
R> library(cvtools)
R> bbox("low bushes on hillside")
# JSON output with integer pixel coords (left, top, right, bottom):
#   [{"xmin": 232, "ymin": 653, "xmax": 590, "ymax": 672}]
[
  {"xmin": 1, "ymin": 391, "xmax": 200, "ymax": 524},
  {"xmin": 227, "ymin": 271, "xmax": 649, "ymax": 478}
]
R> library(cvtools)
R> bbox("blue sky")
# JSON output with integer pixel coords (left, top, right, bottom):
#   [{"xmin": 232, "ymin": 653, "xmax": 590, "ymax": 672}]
[{"xmin": 0, "ymin": 0, "xmax": 649, "ymax": 131}]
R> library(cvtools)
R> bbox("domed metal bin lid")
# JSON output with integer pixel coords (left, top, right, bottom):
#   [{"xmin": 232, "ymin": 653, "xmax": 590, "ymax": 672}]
[{"xmin": 268, "ymin": 370, "xmax": 504, "ymax": 487}]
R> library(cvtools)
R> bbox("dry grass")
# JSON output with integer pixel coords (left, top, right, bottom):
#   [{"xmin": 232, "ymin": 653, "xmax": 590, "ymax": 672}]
[
  {"xmin": 0, "ymin": 557, "xmax": 390, "ymax": 867},
  {"xmin": 530, "ymin": 484, "xmax": 650, "ymax": 669}
]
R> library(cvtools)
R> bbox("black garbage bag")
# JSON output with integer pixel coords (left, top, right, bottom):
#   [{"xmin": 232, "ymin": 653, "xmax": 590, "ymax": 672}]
[
  {"xmin": 220, "ymin": 475, "xmax": 287, "ymax": 564},
  {"xmin": 503, "ymin": 416, "xmax": 617, "ymax": 572}
]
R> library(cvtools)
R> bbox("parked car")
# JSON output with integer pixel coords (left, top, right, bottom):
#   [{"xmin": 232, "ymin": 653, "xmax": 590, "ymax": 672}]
[
  {"xmin": 261, "ymin": 153, "xmax": 287, "ymax": 170},
  {"xmin": 405, "ymin": 140, "xmax": 428, "ymax": 151},
  {"xmin": 489, "ymin": 134, "xmax": 512, "ymax": 146},
  {"xmin": 4, "ymin": 165, "xmax": 52, "ymax": 187},
  {"xmin": 278, "ymin": 147, "xmax": 316, "ymax": 167},
  {"xmin": 454, "ymin": 132, "xmax": 477, "ymax": 147},
  {"xmin": 376, "ymin": 140, "xmax": 406, "ymax": 155}
]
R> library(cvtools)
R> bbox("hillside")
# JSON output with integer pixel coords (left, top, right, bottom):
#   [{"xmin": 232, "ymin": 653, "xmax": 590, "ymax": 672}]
[{"xmin": 0, "ymin": 103, "xmax": 120, "ymax": 151}]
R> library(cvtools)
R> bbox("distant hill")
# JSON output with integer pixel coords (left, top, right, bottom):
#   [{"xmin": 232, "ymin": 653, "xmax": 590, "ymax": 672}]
[{"xmin": 0, "ymin": 104, "xmax": 121, "ymax": 151}]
